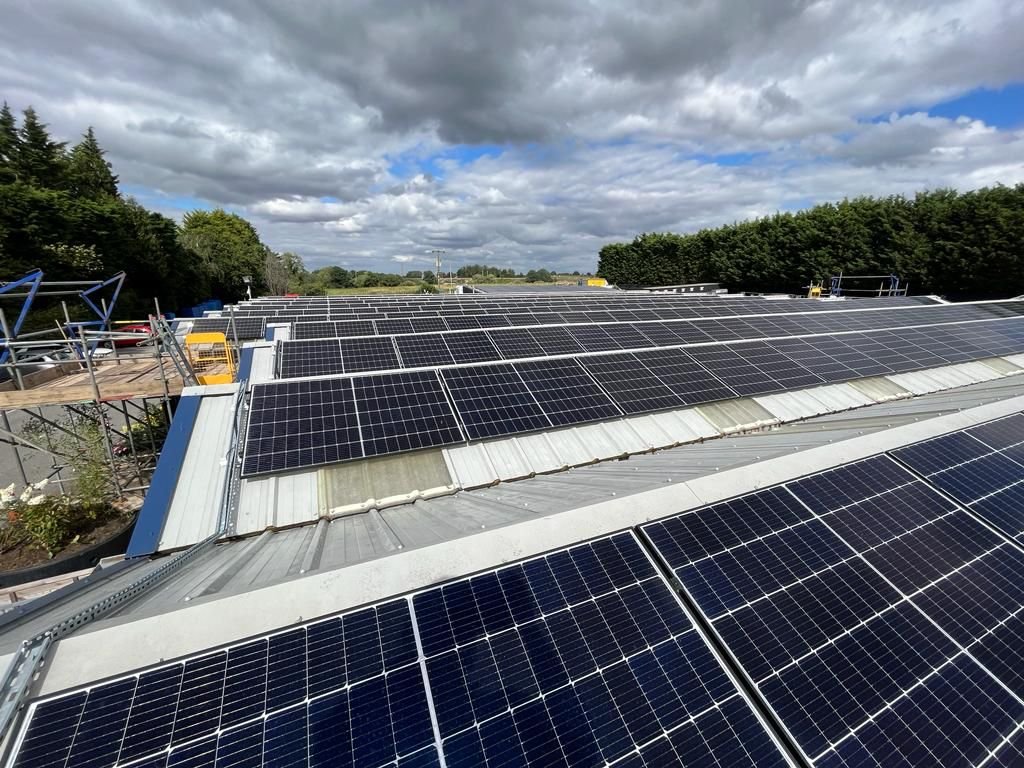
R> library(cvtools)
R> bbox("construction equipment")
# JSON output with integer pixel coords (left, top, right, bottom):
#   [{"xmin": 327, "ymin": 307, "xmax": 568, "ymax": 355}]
[{"xmin": 184, "ymin": 332, "xmax": 235, "ymax": 384}]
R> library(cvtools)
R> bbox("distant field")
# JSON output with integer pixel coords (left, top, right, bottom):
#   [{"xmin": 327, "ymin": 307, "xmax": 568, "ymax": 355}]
[
  {"xmin": 325, "ymin": 285, "xmax": 426, "ymax": 295},
  {"xmin": 325, "ymin": 276, "xmax": 594, "ymax": 296}
]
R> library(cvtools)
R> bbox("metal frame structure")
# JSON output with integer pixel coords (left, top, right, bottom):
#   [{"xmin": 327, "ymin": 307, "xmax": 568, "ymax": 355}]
[
  {"xmin": 828, "ymin": 272, "xmax": 908, "ymax": 298},
  {"xmin": 0, "ymin": 268, "xmax": 196, "ymax": 526}
]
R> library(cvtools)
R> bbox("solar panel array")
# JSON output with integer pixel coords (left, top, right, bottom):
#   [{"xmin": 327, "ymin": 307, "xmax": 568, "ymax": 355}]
[
  {"xmin": 640, "ymin": 419, "xmax": 1024, "ymax": 767},
  {"xmin": 284, "ymin": 299, "xmax": 1022, "ymax": 338},
  {"xmin": 234, "ymin": 292, "xmax": 936, "ymax": 324},
  {"xmin": 242, "ymin": 373, "xmax": 464, "ymax": 475},
  {"xmin": 245, "ymin": 318, "xmax": 1024, "ymax": 475},
  {"xmin": 276, "ymin": 304, "xmax": 1024, "ymax": 379},
  {"xmin": 14, "ymin": 414, "xmax": 1024, "ymax": 768},
  {"xmin": 891, "ymin": 412, "xmax": 1024, "ymax": 545},
  {"xmin": 188, "ymin": 316, "xmax": 266, "ymax": 340},
  {"xmin": 10, "ymin": 533, "xmax": 792, "ymax": 768}
]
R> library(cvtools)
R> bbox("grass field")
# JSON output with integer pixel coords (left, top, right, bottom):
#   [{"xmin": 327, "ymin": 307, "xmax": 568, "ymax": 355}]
[
  {"xmin": 325, "ymin": 285, "xmax": 427, "ymax": 295},
  {"xmin": 324, "ymin": 275, "xmax": 598, "ymax": 296}
]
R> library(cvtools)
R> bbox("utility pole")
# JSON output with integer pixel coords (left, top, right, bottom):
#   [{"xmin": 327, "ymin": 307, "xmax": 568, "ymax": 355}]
[{"xmin": 428, "ymin": 249, "xmax": 446, "ymax": 291}]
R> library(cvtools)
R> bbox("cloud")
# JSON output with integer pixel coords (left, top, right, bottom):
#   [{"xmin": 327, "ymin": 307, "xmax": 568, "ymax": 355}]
[{"xmin": 0, "ymin": 0, "xmax": 1022, "ymax": 273}]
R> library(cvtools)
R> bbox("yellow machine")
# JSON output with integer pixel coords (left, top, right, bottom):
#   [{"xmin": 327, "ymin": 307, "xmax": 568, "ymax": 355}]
[{"xmin": 184, "ymin": 332, "xmax": 235, "ymax": 384}]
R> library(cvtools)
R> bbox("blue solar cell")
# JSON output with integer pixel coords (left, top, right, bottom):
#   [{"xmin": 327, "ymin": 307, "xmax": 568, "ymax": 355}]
[
  {"xmin": 167, "ymin": 737, "xmax": 214, "ymax": 768},
  {"xmin": 352, "ymin": 371, "xmax": 465, "ymax": 457},
  {"xmin": 266, "ymin": 628, "xmax": 306, "ymax": 711},
  {"xmin": 220, "ymin": 639, "xmax": 267, "ymax": 728},
  {"xmin": 308, "ymin": 690, "xmax": 349, "ymax": 768},
  {"xmin": 214, "ymin": 720, "xmax": 263, "ymax": 768},
  {"xmin": 379, "ymin": 598, "xmax": 419, "ymax": 669},
  {"xmin": 262, "ymin": 707, "xmax": 307, "ymax": 768},
  {"xmin": 171, "ymin": 652, "xmax": 226, "ymax": 746},
  {"xmin": 342, "ymin": 607, "xmax": 383, "ymax": 683},
  {"xmin": 440, "ymin": 363, "xmax": 551, "ymax": 439},
  {"xmin": 118, "ymin": 665, "xmax": 183, "ymax": 762},
  {"xmin": 306, "ymin": 617, "xmax": 344, "ymax": 697},
  {"xmin": 514, "ymin": 358, "xmax": 621, "ymax": 426},
  {"xmin": 64, "ymin": 679, "xmax": 135, "ymax": 768}
]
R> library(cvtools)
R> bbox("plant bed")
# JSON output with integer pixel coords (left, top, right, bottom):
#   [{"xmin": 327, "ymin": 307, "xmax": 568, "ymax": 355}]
[
  {"xmin": 1, "ymin": 485, "xmax": 140, "ymax": 573},
  {"xmin": 0, "ymin": 512, "xmax": 137, "ymax": 588}
]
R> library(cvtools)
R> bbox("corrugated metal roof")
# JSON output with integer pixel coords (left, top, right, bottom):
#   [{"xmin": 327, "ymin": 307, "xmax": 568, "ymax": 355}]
[{"xmin": 62, "ymin": 373, "xmax": 1024, "ymax": 625}]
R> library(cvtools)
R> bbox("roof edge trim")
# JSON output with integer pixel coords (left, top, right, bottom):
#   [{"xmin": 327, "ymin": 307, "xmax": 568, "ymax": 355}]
[{"xmin": 125, "ymin": 395, "xmax": 202, "ymax": 558}]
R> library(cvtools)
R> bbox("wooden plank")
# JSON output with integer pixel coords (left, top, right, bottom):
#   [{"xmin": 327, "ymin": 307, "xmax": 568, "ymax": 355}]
[{"xmin": 0, "ymin": 361, "xmax": 186, "ymax": 408}]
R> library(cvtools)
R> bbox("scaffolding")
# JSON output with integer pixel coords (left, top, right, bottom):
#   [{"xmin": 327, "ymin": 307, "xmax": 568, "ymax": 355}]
[
  {"xmin": 828, "ymin": 272, "xmax": 909, "ymax": 298},
  {"xmin": 0, "ymin": 270, "xmax": 206, "ymax": 505}
]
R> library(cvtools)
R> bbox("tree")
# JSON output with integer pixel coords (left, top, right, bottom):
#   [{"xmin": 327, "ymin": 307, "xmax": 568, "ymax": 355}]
[
  {"xmin": 422, "ymin": 269, "xmax": 436, "ymax": 284},
  {"xmin": 311, "ymin": 266, "xmax": 352, "ymax": 289},
  {"xmin": 596, "ymin": 185, "xmax": 1024, "ymax": 299},
  {"xmin": 15, "ymin": 107, "xmax": 66, "ymax": 188},
  {"xmin": 405, "ymin": 270, "xmax": 423, "ymax": 279},
  {"xmin": 264, "ymin": 251, "xmax": 291, "ymax": 295},
  {"xmin": 179, "ymin": 209, "xmax": 270, "ymax": 300},
  {"xmin": 65, "ymin": 127, "xmax": 119, "ymax": 198},
  {"xmin": 525, "ymin": 268, "xmax": 554, "ymax": 283},
  {"xmin": 0, "ymin": 102, "xmax": 18, "ymax": 183}
]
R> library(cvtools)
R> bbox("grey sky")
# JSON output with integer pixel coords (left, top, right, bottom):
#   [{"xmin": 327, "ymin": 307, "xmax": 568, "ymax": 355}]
[{"xmin": 1, "ymin": 0, "xmax": 1022, "ymax": 272}]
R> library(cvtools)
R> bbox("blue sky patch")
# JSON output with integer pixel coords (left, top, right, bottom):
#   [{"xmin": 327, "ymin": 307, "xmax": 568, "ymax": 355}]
[
  {"xmin": 927, "ymin": 83, "xmax": 1024, "ymax": 128},
  {"xmin": 388, "ymin": 144, "xmax": 504, "ymax": 179},
  {"xmin": 866, "ymin": 82, "xmax": 1024, "ymax": 128},
  {"xmin": 688, "ymin": 151, "xmax": 766, "ymax": 166}
]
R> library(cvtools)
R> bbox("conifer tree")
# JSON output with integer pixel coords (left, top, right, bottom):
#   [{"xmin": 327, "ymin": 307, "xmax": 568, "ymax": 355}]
[
  {"xmin": 15, "ymin": 106, "xmax": 66, "ymax": 188},
  {"xmin": 0, "ymin": 102, "xmax": 19, "ymax": 182},
  {"xmin": 66, "ymin": 127, "xmax": 119, "ymax": 198}
]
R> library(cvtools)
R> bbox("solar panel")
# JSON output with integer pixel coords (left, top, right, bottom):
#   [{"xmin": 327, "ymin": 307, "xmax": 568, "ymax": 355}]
[
  {"xmin": 633, "ymin": 322, "xmax": 686, "ymax": 346},
  {"xmin": 242, "ymin": 377, "xmax": 362, "ymax": 475},
  {"xmin": 352, "ymin": 371, "xmax": 464, "ymax": 457},
  {"xmin": 189, "ymin": 316, "xmax": 266, "ymax": 339},
  {"xmin": 375, "ymin": 318, "xmax": 416, "ymax": 335},
  {"xmin": 410, "ymin": 316, "xmax": 449, "ymax": 334},
  {"xmin": 394, "ymin": 333, "xmax": 456, "ymax": 368},
  {"xmin": 414, "ymin": 532, "xmax": 790, "ymax": 767},
  {"xmin": 440, "ymin": 364, "xmax": 551, "ymax": 439},
  {"xmin": 565, "ymin": 324, "xmax": 630, "ymax": 352},
  {"xmin": 687, "ymin": 342, "xmax": 821, "ymax": 395},
  {"xmin": 277, "ymin": 340, "xmax": 343, "ymax": 379},
  {"xmin": 514, "ymin": 358, "xmax": 622, "ymax": 426},
  {"xmin": 642, "ymin": 453, "xmax": 1024, "ymax": 766},
  {"xmin": 632, "ymin": 348, "xmax": 737, "ymax": 405},
  {"xmin": 891, "ymin": 413, "xmax": 1024, "ymax": 543},
  {"xmin": 331, "ymin": 319, "xmax": 378, "ymax": 338},
  {"xmin": 601, "ymin": 323, "xmax": 659, "ymax": 350},
  {"xmin": 443, "ymin": 331, "xmax": 501, "ymax": 364},
  {"xmin": 768, "ymin": 337, "xmax": 856, "ymax": 382},
  {"xmin": 474, "ymin": 314, "xmax": 512, "ymax": 328},
  {"xmin": 339, "ymin": 337, "xmax": 400, "ymax": 373},
  {"xmin": 291, "ymin": 321, "xmax": 341, "ymax": 340},
  {"xmin": 487, "ymin": 328, "xmax": 546, "ymax": 359},
  {"xmin": 444, "ymin": 315, "xmax": 483, "ymax": 330},
  {"xmin": 527, "ymin": 326, "xmax": 585, "ymax": 356},
  {"xmin": 578, "ymin": 353, "xmax": 684, "ymax": 414}
]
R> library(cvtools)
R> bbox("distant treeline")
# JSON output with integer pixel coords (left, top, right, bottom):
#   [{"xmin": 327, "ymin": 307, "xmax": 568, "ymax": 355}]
[{"xmin": 597, "ymin": 185, "xmax": 1024, "ymax": 298}]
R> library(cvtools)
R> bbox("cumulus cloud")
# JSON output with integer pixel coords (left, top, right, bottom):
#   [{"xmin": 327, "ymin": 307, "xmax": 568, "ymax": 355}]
[{"xmin": 0, "ymin": 0, "xmax": 1022, "ymax": 272}]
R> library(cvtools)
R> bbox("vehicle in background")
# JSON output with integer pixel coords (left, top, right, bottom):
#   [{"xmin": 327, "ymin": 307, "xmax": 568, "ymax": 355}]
[{"xmin": 112, "ymin": 323, "xmax": 154, "ymax": 347}]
